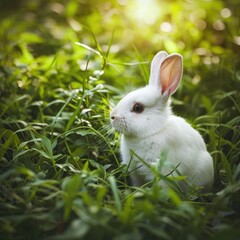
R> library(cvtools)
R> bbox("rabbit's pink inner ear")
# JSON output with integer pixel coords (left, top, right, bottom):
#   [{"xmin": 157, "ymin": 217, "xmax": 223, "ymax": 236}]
[{"xmin": 160, "ymin": 55, "xmax": 182, "ymax": 96}]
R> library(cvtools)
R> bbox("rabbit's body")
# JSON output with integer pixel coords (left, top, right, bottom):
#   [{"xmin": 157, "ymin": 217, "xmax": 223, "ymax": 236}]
[
  {"xmin": 110, "ymin": 51, "xmax": 214, "ymax": 191},
  {"xmin": 121, "ymin": 113, "xmax": 213, "ymax": 190}
]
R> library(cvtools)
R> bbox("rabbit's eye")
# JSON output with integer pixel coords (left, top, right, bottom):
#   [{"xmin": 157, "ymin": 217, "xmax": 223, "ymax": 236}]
[{"xmin": 132, "ymin": 103, "xmax": 144, "ymax": 113}]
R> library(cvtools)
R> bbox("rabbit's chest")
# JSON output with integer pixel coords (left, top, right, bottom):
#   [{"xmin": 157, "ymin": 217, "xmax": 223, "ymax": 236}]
[
  {"xmin": 121, "ymin": 136, "xmax": 164, "ymax": 165},
  {"xmin": 121, "ymin": 137, "xmax": 167, "ymax": 185}
]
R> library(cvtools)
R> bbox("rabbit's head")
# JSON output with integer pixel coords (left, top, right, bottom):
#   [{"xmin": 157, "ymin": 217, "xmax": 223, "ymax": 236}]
[{"xmin": 110, "ymin": 51, "xmax": 183, "ymax": 138}]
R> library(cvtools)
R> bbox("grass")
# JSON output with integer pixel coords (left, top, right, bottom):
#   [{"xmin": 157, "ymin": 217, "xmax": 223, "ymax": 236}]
[{"xmin": 0, "ymin": 0, "xmax": 240, "ymax": 239}]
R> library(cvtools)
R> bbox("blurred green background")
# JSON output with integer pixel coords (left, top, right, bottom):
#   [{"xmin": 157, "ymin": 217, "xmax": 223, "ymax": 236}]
[{"xmin": 1, "ymin": 0, "xmax": 239, "ymax": 117}]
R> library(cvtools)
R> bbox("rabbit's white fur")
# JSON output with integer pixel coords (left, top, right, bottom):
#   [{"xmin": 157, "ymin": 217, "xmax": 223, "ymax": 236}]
[{"xmin": 110, "ymin": 51, "xmax": 214, "ymax": 191}]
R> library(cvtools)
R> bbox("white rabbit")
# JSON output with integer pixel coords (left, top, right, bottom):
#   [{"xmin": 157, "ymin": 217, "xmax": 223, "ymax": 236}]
[{"xmin": 110, "ymin": 51, "xmax": 214, "ymax": 191}]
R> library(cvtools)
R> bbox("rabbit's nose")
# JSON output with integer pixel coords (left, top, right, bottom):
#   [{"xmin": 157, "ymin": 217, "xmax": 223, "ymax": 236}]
[{"xmin": 111, "ymin": 115, "xmax": 124, "ymax": 121}]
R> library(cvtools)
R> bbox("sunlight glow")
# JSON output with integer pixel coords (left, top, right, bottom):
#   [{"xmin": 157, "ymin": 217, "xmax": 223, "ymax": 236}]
[
  {"xmin": 126, "ymin": 0, "xmax": 160, "ymax": 25},
  {"xmin": 220, "ymin": 8, "xmax": 232, "ymax": 18},
  {"xmin": 160, "ymin": 22, "xmax": 173, "ymax": 32}
]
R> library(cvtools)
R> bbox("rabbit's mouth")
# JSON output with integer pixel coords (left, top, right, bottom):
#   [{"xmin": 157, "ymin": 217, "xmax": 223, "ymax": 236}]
[
  {"xmin": 111, "ymin": 120, "xmax": 125, "ymax": 134},
  {"xmin": 110, "ymin": 116, "xmax": 128, "ymax": 134}
]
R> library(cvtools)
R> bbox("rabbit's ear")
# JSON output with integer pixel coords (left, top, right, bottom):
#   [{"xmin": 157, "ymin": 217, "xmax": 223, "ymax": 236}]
[
  {"xmin": 160, "ymin": 54, "xmax": 182, "ymax": 97},
  {"xmin": 149, "ymin": 51, "xmax": 168, "ymax": 88}
]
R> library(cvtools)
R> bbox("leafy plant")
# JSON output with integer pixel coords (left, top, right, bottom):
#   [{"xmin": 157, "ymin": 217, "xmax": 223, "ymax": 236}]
[{"xmin": 0, "ymin": 0, "xmax": 240, "ymax": 239}]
